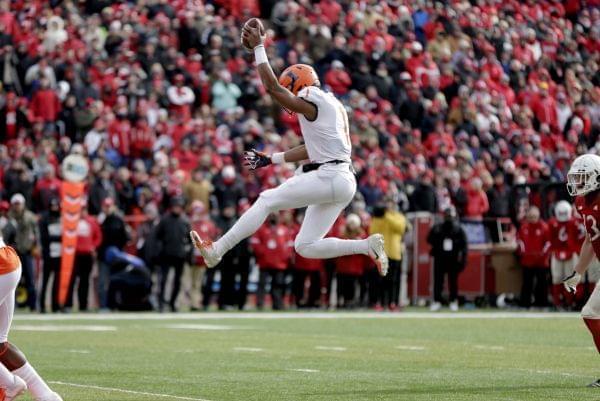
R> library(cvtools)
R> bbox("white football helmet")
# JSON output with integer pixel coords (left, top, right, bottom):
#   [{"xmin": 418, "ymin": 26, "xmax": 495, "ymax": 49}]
[
  {"xmin": 567, "ymin": 154, "xmax": 600, "ymax": 196},
  {"xmin": 554, "ymin": 200, "xmax": 572, "ymax": 222}
]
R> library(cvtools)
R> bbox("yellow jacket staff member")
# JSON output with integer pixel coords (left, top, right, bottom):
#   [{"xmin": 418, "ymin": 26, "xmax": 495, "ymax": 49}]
[
  {"xmin": 370, "ymin": 204, "xmax": 407, "ymax": 261},
  {"xmin": 369, "ymin": 198, "xmax": 408, "ymax": 309}
]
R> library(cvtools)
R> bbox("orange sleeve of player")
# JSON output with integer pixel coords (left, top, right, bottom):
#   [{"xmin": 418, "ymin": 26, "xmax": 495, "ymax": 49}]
[{"xmin": 0, "ymin": 246, "xmax": 21, "ymax": 275}]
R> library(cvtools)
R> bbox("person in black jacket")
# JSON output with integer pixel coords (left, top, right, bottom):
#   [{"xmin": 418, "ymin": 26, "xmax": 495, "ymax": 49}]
[
  {"xmin": 38, "ymin": 197, "xmax": 61, "ymax": 313},
  {"xmin": 410, "ymin": 171, "xmax": 438, "ymax": 213},
  {"xmin": 155, "ymin": 196, "xmax": 192, "ymax": 312},
  {"xmin": 427, "ymin": 206, "xmax": 468, "ymax": 312},
  {"xmin": 98, "ymin": 197, "xmax": 129, "ymax": 310}
]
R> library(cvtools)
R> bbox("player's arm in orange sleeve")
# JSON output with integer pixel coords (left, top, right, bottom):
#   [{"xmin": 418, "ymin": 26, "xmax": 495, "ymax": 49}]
[{"xmin": 242, "ymin": 24, "xmax": 317, "ymax": 120}]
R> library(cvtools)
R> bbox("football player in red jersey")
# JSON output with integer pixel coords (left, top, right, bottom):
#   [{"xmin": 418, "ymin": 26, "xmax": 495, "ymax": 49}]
[
  {"xmin": 563, "ymin": 154, "xmax": 600, "ymax": 387},
  {"xmin": 548, "ymin": 201, "xmax": 581, "ymax": 309}
]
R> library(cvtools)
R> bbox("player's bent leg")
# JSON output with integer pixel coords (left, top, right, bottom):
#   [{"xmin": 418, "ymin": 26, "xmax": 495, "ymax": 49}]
[
  {"xmin": 294, "ymin": 203, "xmax": 389, "ymax": 275},
  {"xmin": 294, "ymin": 200, "xmax": 367, "ymax": 258},
  {"xmin": 195, "ymin": 171, "xmax": 342, "ymax": 266}
]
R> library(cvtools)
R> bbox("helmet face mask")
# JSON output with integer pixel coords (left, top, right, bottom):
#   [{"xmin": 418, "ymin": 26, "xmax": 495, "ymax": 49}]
[{"xmin": 566, "ymin": 155, "xmax": 600, "ymax": 197}]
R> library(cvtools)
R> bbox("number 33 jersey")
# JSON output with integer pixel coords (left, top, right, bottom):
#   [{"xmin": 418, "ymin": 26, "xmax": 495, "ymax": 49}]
[
  {"xmin": 297, "ymin": 86, "xmax": 351, "ymax": 164},
  {"xmin": 575, "ymin": 193, "xmax": 600, "ymax": 259}
]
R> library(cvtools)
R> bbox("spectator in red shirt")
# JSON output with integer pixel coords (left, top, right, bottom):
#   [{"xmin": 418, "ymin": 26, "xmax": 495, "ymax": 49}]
[
  {"xmin": 251, "ymin": 214, "xmax": 292, "ymax": 310},
  {"xmin": 319, "ymin": 0, "xmax": 342, "ymax": 26},
  {"xmin": 32, "ymin": 164, "xmax": 61, "ymax": 212},
  {"xmin": 67, "ymin": 206, "xmax": 102, "ymax": 311},
  {"xmin": 335, "ymin": 214, "xmax": 370, "ymax": 308},
  {"xmin": 531, "ymin": 83, "xmax": 558, "ymax": 131},
  {"xmin": 464, "ymin": 178, "xmax": 489, "ymax": 220},
  {"xmin": 167, "ymin": 74, "xmax": 195, "ymax": 121},
  {"xmin": 324, "ymin": 60, "xmax": 352, "ymax": 96},
  {"xmin": 516, "ymin": 206, "xmax": 551, "ymax": 308},
  {"xmin": 29, "ymin": 77, "xmax": 61, "ymax": 125},
  {"xmin": 291, "ymin": 212, "xmax": 324, "ymax": 308},
  {"xmin": 108, "ymin": 110, "xmax": 132, "ymax": 159}
]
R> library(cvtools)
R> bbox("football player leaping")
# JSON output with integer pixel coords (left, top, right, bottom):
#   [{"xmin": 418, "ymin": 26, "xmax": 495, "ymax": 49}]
[
  {"xmin": 563, "ymin": 154, "xmax": 600, "ymax": 387},
  {"xmin": 190, "ymin": 18, "xmax": 388, "ymax": 278}
]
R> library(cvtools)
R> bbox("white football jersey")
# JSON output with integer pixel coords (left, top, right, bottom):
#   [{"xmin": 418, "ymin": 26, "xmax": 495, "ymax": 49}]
[{"xmin": 297, "ymin": 86, "xmax": 352, "ymax": 163}]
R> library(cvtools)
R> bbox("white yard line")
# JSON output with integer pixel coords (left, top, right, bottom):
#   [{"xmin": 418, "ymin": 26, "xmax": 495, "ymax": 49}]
[
  {"xmin": 49, "ymin": 381, "xmax": 213, "ymax": 401},
  {"xmin": 395, "ymin": 345, "xmax": 426, "ymax": 351},
  {"xmin": 67, "ymin": 349, "xmax": 91, "ymax": 354},
  {"xmin": 233, "ymin": 347, "xmax": 263, "ymax": 352},
  {"xmin": 288, "ymin": 369, "xmax": 320, "ymax": 373},
  {"xmin": 504, "ymin": 368, "xmax": 595, "ymax": 379},
  {"xmin": 474, "ymin": 345, "xmax": 505, "ymax": 351},
  {"xmin": 315, "ymin": 346, "xmax": 346, "ymax": 351},
  {"xmin": 11, "ymin": 325, "xmax": 117, "ymax": 332},
  {"xmin": 13, "ymin": 312, "xmax": 580, "ymax": 321},
  {"xmin": 164, "ymin": 324, "xmax": 238, "ymax": 330}
]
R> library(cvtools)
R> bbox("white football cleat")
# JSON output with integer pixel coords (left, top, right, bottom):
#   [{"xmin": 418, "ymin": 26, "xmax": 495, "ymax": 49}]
[
  {"xmin": 36, "ymin": 392, "xmax": 63, "ymax": 401},
  {"xmin": 449, "ymin": 301, "xmax": 459, "ymax": 312},
  {"xmin": 368, "ymin": 234, "xmax": 388, "ymax": 276},
  {"xmin": 4, "ymin": 375, "xmax": 27, "ymax": 401},
  {"xmin": 429, "ymin": 302, "xmax": 442, "ymax": 312},
  {"xmin": 189, "ymin": 231, "xmax": 221, "ymax": 268}
]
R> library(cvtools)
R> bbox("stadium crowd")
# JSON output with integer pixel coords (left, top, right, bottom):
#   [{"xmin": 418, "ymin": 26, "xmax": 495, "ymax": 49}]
[{"xmin": 0, "ymin": 0, "xmax": 598, "ymax": 312}]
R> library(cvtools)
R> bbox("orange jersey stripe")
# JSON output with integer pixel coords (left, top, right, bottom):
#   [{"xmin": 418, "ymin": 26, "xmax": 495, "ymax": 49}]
[{"xmin": 0, "ymin": 246, "xmax": 21, "ymax": 275}]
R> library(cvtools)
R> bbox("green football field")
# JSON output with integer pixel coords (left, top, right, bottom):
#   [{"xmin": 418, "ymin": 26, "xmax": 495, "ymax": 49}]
[{"xmin": 8, "ymin": 311, "xmax": 598, "ymax": 401}]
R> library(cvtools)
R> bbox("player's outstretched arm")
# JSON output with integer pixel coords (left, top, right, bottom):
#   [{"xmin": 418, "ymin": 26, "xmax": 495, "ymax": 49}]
[
  {"xmin": 242, "ymin": 21, "xmax": 317, "ymax": 120},
  {"xmin": 244, "ymin": 145, "xmax": 308, "ymax": 170},
  {"xmin": 564, "ymin": 236, "xmax": 594, "ymax": 293}
]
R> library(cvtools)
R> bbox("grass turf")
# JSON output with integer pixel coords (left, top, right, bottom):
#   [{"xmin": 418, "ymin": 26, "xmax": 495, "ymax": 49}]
[{"xmin": 8, "ymin": 311, "xmax": 599, "ymax": 401}]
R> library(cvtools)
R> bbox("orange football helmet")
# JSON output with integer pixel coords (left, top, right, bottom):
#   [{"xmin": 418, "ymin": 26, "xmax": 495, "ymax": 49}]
[{"xmin": 278, "ymin": 64, "xmax": 320, "ymax": 95}]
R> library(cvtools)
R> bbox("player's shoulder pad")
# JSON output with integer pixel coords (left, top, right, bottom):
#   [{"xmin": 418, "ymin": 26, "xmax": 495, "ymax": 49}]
[{"xmin": 298, "ymin": 86, "xmax": 323, "ymax": 103}]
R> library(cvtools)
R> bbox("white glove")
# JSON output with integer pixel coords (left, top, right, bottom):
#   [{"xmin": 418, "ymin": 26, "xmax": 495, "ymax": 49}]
[{"xmin": 563, "ymin": 272, "xmax": 582, "ymax": 293}]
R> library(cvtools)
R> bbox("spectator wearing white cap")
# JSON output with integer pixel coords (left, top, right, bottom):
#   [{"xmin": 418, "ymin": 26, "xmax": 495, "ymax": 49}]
[{"xmin": 7, "ymin": 193, "xmax": 38, "ymax": 311}]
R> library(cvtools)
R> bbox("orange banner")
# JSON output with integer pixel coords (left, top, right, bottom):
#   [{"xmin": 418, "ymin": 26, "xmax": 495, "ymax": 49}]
[{"xmin": 58, "ymin": 181, "xmax": 85, "ymax": 306}]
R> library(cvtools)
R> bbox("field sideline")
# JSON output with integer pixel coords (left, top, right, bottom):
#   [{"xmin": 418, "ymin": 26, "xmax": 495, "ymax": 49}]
[{"xmin": 9, "ymin": 311, "xmax": 598, "ymax": 401}]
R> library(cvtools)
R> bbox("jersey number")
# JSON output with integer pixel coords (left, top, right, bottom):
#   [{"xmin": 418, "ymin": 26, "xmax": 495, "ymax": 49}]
[
  {"xmin": 558, "ymin": 226, "xmax": 567, "ymax": 242},
  {"xmin": 585, "ymin": 215, "xmax": 600, "ymax": 242},
  {"xmin": 336, "ymin": 103, "xmax": 350, "ymax": 146}
]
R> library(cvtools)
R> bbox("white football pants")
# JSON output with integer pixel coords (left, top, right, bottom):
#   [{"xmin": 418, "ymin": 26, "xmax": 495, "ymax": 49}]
[
  {"xmin": 582, "ymin": 260, "xmax": 600, "ymax": 318},
  {"xmin": 0, "ymin": 268, "xmax": 20, "ymax": 342},
  {"xmin": 213, "ymin": 164, "xmax": 369, "ymax": 259}
]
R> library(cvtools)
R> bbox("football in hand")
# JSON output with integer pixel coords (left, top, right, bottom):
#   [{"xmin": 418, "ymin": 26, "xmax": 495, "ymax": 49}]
[{"xmin": 241, "ymin": 18, "xmax": 265, "ymax": 51}]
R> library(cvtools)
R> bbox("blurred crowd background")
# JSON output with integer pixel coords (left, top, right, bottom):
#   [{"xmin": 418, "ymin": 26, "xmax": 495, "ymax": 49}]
[{"xmin": 0, "ymin": 0, "xmax": 598, "ymax": 313}]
